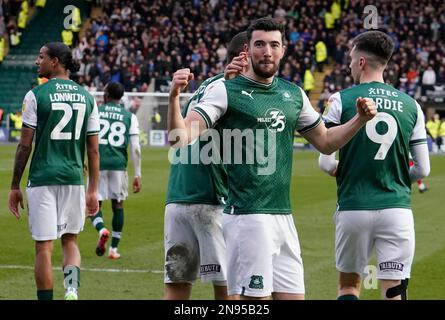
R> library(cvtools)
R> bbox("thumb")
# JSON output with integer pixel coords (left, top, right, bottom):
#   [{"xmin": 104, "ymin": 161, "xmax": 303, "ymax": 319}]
[{"xmin": 19, "ymin": 198, "xmax": 24, "ymax": 209}]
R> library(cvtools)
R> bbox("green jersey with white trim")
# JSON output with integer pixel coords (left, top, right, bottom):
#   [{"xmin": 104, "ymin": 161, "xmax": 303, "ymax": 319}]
[
  {"xmin": 98, "ymin": 102, "xmax": 139, "ymax": 171},
  {"xmin": 193, "ymin": 75, "xmax": 321, "ymax": 215},
  {"xmin": 166, "ymin": 73, "xmax": 228, "ymax": 205},
  {"xmin": 22, "ymin": 78, "xmax": 100, "ymax": 187},
  {"xmin": 323, "ymin": 82, "xmax": 427, "ymax": 210}
]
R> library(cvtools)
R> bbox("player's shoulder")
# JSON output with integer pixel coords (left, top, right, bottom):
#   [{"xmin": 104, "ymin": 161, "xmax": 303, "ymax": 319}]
[
  {"xmin": 276, "ymin": 77, "xmax": 303, "ymax": 94},
  {"xmin": 192, "ymin": 73, "xmax": 225, "ymax": 98},
  {"xmin": 203, "ymin": 73, "xmax": 225, "ymax": 86},
  {"xmin": 31, "ymin": 80, "xmax": 51, "ymax": 96}
]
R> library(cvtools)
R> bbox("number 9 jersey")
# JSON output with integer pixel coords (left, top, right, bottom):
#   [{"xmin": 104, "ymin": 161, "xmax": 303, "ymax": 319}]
[
  {"xmin": 97, "ymin": 101, "xmax": 139, "ymax": 171},
  {"xmin": 323, "ymin": 82, "xmax": 427, "ymax": 210},
  {"xmin": 22, "ymin": 78, "xmax": 100, "ymax": 187}
]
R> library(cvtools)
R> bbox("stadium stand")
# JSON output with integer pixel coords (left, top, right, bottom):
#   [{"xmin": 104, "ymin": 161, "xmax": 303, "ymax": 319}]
[
  {"xmin": 0, "ymin": 0, "xmax": 91, "ymax": 125},
  {"xmin": 1, "ymin": 0, "xmax": 445, "ymax": 127}
]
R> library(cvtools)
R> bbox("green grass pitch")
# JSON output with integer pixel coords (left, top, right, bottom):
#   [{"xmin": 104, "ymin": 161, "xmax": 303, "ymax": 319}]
[{"xmin": 0, "ymin": 144, "xmax": 444, "ymax": 299}]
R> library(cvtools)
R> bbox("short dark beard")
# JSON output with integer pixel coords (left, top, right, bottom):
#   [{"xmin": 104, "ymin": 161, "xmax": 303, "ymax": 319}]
[{"xmin": 251, "ymin": 60, "xmax": 278, "ymax": 79}]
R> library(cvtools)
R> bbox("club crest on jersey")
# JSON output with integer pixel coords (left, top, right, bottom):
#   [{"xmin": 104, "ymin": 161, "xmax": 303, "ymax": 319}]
[
  {"xmin": 257, "ymin": 108, "xmax": 286, "ymax": 132},
  {"xmin": 248, "ymin": 275, "xmax": 264, "ymax": 289},
  {"xmin": 282, "ymin": 91, "xmax": 292, "ymax": 101}
]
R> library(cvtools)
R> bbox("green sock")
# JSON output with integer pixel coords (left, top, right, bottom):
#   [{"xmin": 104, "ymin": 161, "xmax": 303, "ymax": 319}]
[
  {"xmin": 37, "ymin": 289, "xmax": 53, "ymax": 300},
  {"xmin": 90, "ymin": 210, "xmax": 105, "ymax": 232},
  {"xmin": 63, "ymin": 265, "xmax": 80, "ymax": 289},
  {"xmin": 337, "ymin": 294, "xmax": 359, "ymax": 300},
  {"xmin": 111, "ymin": 208, "xmax": 124, "ymax": 248}
]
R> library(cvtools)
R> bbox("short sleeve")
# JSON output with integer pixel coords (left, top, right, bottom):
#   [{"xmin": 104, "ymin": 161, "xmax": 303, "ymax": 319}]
[
  {"xmin": 322, "ymin": 92, "xmax": 342, "ymax": 125},
  {"xmin": 296, "ymin": 87, "xmax": 322, "ymax": 133},
  {"xmin": 192, "ymin": 80, "xmax": 228, "ymax": 128},
  {"xmin": 22, "ymin": 90, "xmax": 37, "ymax": 129},
  {"xmin": 87, "ymin": 99, "xmax": 100, "ymax": 135},
  {"xmin": 409, "ymin": 101, "xmax": 427, "ymax": 146}
]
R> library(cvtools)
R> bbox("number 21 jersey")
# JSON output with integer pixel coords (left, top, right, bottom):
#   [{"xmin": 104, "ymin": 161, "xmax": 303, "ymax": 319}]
[{"xmin": 22, "ymin": 78, "xmax": 100, "ymax": 187}]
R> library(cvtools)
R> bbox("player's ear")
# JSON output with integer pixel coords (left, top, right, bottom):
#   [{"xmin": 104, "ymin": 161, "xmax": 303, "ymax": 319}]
[{"xmin": 245, "ymin": 44, "xmax": 251, "ymax": 58}]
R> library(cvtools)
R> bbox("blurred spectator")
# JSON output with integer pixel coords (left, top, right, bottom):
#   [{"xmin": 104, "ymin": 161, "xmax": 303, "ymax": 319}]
[
  {"xmin": 9, "ymin": 110, "xmax": 22, "ymax": 130},
  {"xmin": 421, "ymin": 65, "xmax": 436, "ymax": 96},
  {"xmin": 315, "ymin": 39, "xmax": 327, "ymax": 72},
  {"xmin": 303, "ymin": 68, "xmax": 315, "ymax": 95},
  {"xmin": 426, "ymin": 113, "xmax": 441, "ymax": 153},
  {"xmin": 9, "ymin": 27, "xmax": 20, "ymax": 46},
  {"xmin": 61, "ymin": 28, "xmax": 73, "ymax": 48},
  {"xmin": 73, "ymin": 0, "xmax": 332, "ymax": 93}
]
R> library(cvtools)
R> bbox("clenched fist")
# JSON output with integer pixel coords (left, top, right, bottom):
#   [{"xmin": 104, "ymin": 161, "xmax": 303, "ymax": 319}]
[
  {"xmin": 356, "ymin": 97, "xmax": 377, "ymax": 122},
  {"xmin": 170, "ymin": 68, "xmax": 194, "ymax": 97}
]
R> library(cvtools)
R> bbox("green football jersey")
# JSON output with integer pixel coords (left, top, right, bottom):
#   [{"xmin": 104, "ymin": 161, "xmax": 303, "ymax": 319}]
[
  {"xmin": 98, "ymin": 102, "xmax": 139, "ymax": 171},
  {"xmin": 323, "ymin": 81, "xmax": 428, "ymax": 210},
  {"xmin": 193, "ymin": 75, "xmax": 321, "ymax": 214},
  {"xmin": 22, "ymin": 78, "xmax": 100, "ymax": 187},
  {"xmin": 166, "ymin": 73, "xmax": 228, "ymax": 205}
]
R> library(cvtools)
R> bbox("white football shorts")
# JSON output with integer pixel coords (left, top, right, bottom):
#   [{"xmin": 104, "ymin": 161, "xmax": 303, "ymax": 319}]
[
  {"xmin": 335, "ymin": 208, "xmax": 415, "ymax": 280},
  {"xmin": 97, "ymin": 170, "xmax": 128, "ymax": 202},
  {"xmin": 164, "ymin": 203, "xmax": 227, "ymax": 284},
  {"xmin": 222, "ymin": 213, "xmax": 305, "ymax": 297},
  {"xmin": 26, "ymin": 185, "xmax": 86, "ymax": 241}
]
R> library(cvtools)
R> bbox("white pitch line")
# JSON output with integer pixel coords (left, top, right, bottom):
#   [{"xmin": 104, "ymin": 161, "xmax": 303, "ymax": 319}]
[{"xmin": 0, "ymin": 265, "xmax": 163, "ymax": 274}]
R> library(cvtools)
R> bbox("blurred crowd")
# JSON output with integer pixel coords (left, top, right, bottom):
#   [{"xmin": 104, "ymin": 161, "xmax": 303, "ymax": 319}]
[
  {"xmin": 71, "ymin": 0, "xmax": 338, "ymax": 94},
  {"xmin": 1, "ymin": 0, "xmax": 445, "ymax": 109},
  {"xmin": 321, "ymin": 0, "xmax": 445, "ymax": 111},
  {"xmin": 71, "ymin": 0, "xmax": 445, "ymax": 108}
]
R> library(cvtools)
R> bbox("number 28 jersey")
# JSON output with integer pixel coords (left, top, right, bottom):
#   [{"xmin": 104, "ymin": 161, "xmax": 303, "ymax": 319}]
[
  {"xmin": 323, "ymin": 82, "xmax": 427, "ymax": 210},
  {"xmin": 22, "ymin": 78, "xmax": 100, "ymax": 187},
  {"xmin": 98, "ymin": 102, "xmax": 139, "ymax": 171}
]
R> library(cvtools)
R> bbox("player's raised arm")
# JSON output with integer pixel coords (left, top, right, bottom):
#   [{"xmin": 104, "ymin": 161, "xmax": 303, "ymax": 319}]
[
  {"xmin": 168, "ymin": 68, "xmax": 208, "ymax": 147},
  {"xmin": 303, "ymin": 97, "xmax": 377, "ymax": 154}
]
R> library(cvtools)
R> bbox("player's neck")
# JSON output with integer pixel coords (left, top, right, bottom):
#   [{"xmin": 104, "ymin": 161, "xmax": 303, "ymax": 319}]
[
  {"xmin": 245, "ymin": 69, "xmax": 274, "ymax": 84},
  {"xmin": 360, "ymin": 71, "xmax": 384, "ymax": 84},
  {"xmin": 48, "ymin": 69, "xmax": 70, "ymax": 80}
]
